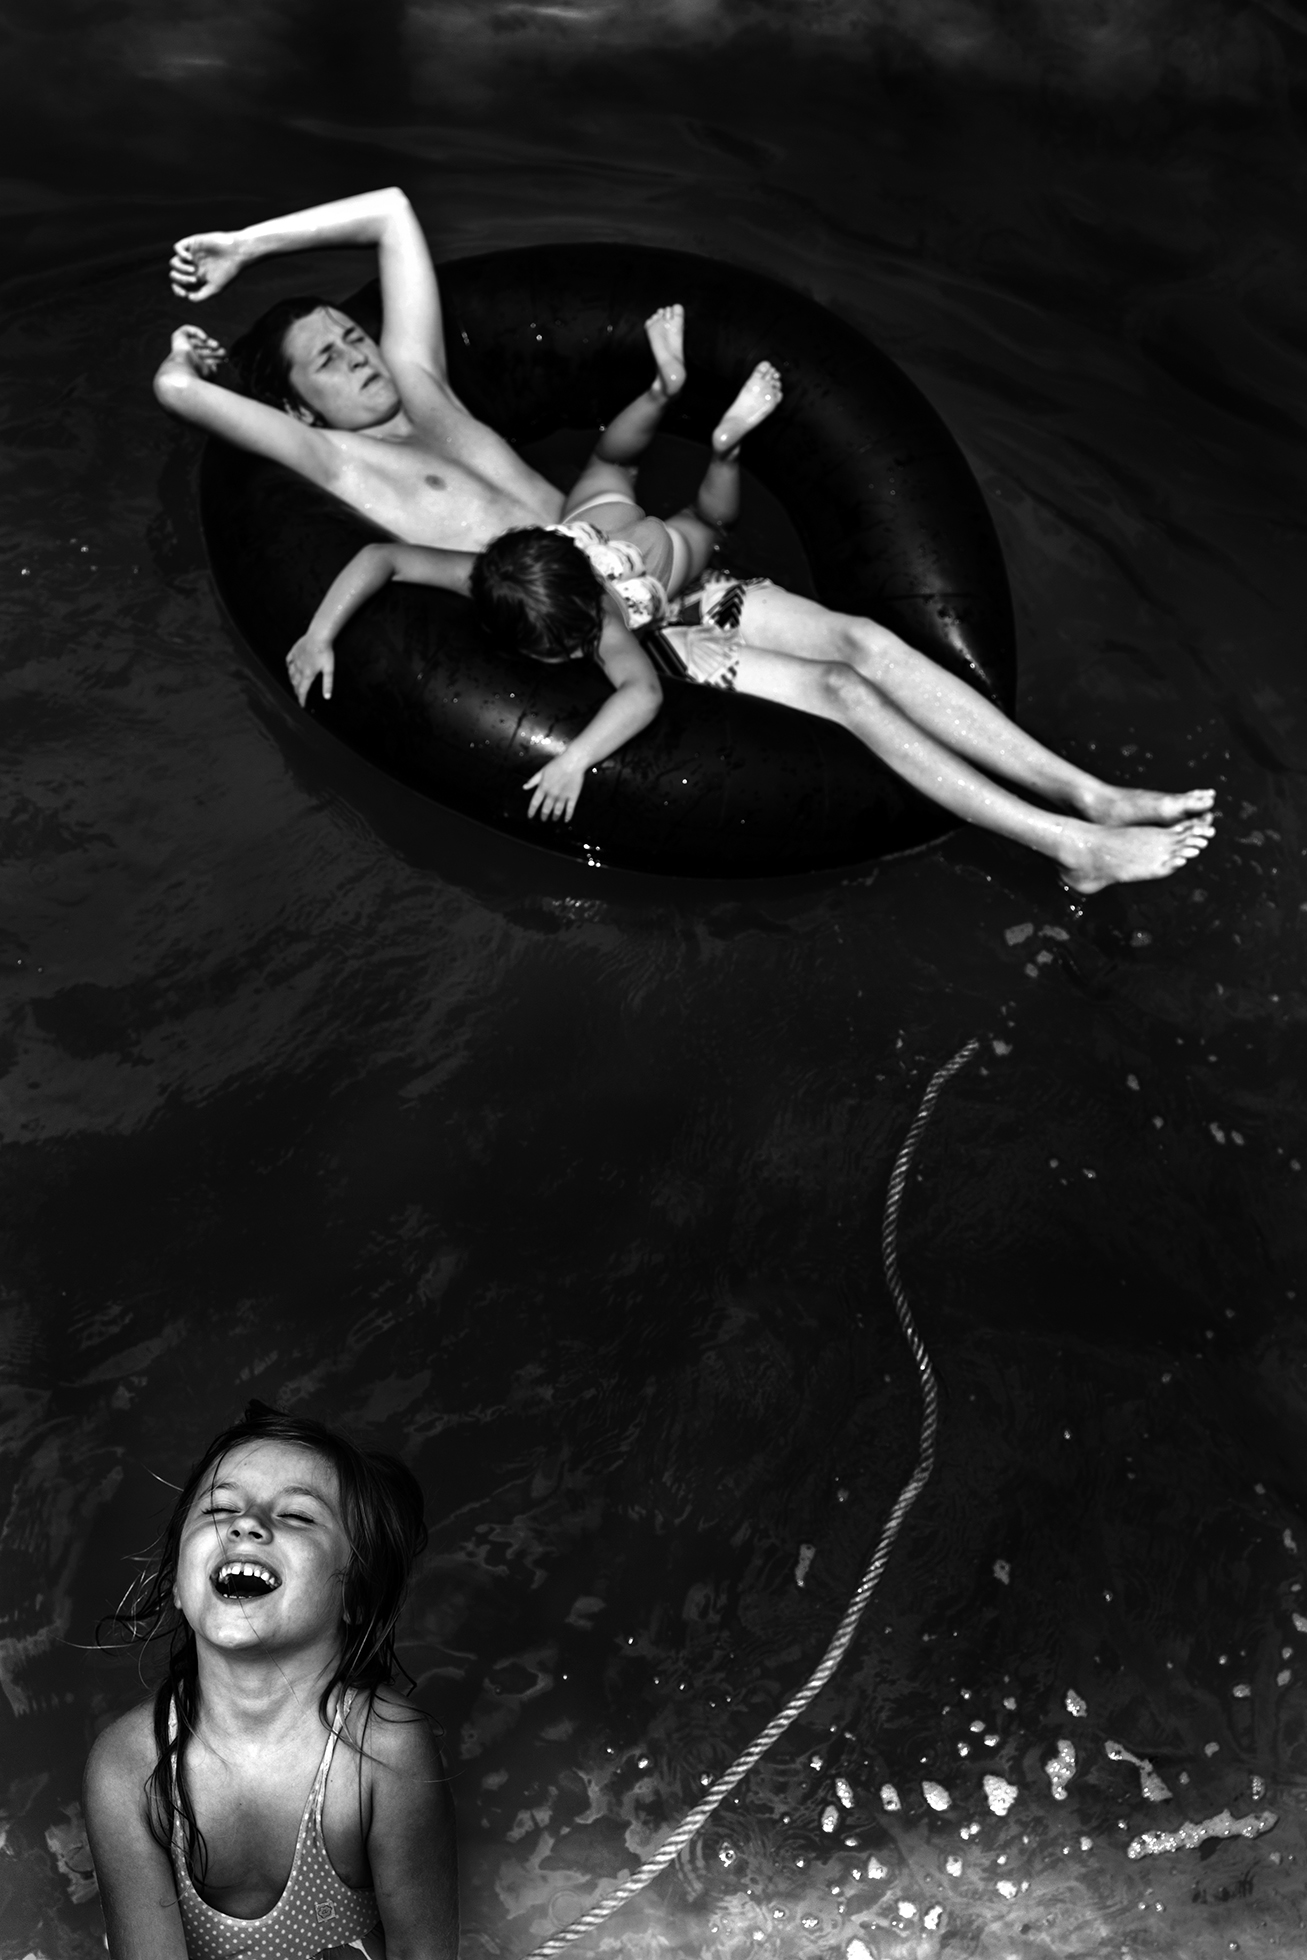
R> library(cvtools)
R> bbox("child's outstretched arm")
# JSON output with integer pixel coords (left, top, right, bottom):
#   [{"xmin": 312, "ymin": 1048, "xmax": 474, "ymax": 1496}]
[
  {"xmin": 524, "ymin": 599, "xmax": 662, "ymax": 822},
  {"xmin": 287, "ymin": 541, "xmax": 475, "ymax": 705}
]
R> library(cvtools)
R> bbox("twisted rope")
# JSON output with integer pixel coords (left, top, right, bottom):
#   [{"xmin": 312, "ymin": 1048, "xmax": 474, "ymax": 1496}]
[{"xmin": 525, "ymin": 1037, "xmax": 979, "ymax": 1958}]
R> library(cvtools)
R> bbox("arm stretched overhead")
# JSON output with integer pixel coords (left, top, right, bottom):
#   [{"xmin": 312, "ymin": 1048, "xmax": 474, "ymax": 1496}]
[
  {"xmin": 169, "ymin": 186, "xmax": 447, "ymax": 384},
  {"xmin": 153, "ymin": 325, "xmax": 335, "ymax": 482}
]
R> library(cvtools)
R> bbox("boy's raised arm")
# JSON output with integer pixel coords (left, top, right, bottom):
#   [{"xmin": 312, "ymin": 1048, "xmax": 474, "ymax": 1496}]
[
  {"xmin": 169, "ymin": 186, "xmax": 448, "ymax": 382},
  {"xmin": 152, "ymin": 325, "xmax": 332, "ymax": 481}
]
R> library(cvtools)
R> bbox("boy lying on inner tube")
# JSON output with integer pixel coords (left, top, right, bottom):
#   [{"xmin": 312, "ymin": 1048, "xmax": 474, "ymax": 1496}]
[
  {"xmin": 162, "ymin": 187, "xmax": 1216, "ymax": 889},
  {"xmin": 285, "ymin": 305, "xmax": 782, "ymax": 824}
]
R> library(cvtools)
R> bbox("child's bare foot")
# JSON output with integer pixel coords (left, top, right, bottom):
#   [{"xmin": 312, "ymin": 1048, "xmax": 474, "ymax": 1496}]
[
  {"xmin": 1077, "ymin": 782, "xmax": 1216, "ymax": 826},
  {"xmin": 1057, "ymin": 813, "xmax": 1214, "ymax": 894},
  {"xmin": 645, "ymin": 305, "xmax": 686, "ymax": 398},
  {"xmin": 713, "ymin": 361, "xmax": 783, "ymax": 456}
]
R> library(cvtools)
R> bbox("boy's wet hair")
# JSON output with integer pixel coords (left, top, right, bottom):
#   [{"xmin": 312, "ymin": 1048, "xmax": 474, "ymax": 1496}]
[
  {"xmin": 101, "ymin": 1400, "xmax": 428, "ymax": 1880},
  {"xmin": 471, "ymin": 527, "xmax": 606, "ymax": 664},
  {"xmin": 228, "ymin": 296, "xmax": 338, "ymax": 421}
]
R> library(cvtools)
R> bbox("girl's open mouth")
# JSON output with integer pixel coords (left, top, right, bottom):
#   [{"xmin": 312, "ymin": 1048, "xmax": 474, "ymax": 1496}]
[{"xmin": 212, "ymin": 1560, "xmax": 281, "ymax": 1600}]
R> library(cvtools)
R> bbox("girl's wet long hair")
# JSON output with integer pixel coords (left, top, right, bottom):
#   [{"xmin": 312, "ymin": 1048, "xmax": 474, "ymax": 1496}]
[
  {"xmin": 471, "ymin": 527, "xmax": 607, "ymax": 663},
  {"xmin": 102, "ymin": 1401, "xmax": 427, "ymax": 1882}
]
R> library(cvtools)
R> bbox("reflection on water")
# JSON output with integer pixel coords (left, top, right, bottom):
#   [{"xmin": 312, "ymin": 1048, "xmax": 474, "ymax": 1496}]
[{"xmin": 3, "ymin": 8, "xmax": 1307, "ymax": 1958}]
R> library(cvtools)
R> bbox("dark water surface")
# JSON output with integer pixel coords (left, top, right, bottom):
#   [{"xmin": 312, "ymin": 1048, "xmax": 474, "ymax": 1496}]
[{"xmin": 4, "ymin": 7, "xmax": 1307, "ymax": 1958}]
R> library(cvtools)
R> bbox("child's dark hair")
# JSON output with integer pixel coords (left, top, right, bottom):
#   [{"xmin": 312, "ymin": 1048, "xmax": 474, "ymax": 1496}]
[
  {"xmin": 228, "ymin": 297, "xmax": 337, "ymax": 420},
  {"xmin": 470, "ymin": 527, "xmax": 606, "ymax": 663},
  {"xmin": 102, "ymin": 1400, "xmax": 427, "ymax": 1880}
]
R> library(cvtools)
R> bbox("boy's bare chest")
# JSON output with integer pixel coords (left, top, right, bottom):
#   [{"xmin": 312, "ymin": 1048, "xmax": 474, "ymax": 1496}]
[{"xmin": 332, "ymin": 422, "xmax": 564, "ymax": 550}]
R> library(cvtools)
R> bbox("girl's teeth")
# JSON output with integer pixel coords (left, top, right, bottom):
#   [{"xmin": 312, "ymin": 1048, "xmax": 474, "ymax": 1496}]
[{"xmin": 216, "ymin": 1560, "xmax": 277, "ymax": 1584}]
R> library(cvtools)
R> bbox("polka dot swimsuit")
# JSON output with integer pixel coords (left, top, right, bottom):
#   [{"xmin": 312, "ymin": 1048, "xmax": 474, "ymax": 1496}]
[{"xmin": 169, "ymin": 1693, "xmax": 381, "ymax": 1960}]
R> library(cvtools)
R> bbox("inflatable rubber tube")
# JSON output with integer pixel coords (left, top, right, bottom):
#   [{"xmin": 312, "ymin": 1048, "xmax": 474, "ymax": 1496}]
[{"xmin": 200, "ymin": 244, "xmax": 1015, "ymax": 878}]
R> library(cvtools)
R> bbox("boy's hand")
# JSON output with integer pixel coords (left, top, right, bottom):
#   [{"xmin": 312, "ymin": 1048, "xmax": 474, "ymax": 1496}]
[
  {"xmin": 167, "ymin": 325, "xmax": 227, "ymax": 376},
  {"xmin": 170, "ymin": 231, "xmax": 246, "ymax": 301},
  {"xmin": 524, "ymin": 752, "xmax": 587, "ymax": 822},
  {"xmin": 286, "ymin": 633, "xmax": 336, "ymax": 706}
]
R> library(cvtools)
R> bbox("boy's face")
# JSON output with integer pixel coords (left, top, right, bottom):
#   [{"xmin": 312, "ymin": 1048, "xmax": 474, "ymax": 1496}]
[
  {"xmin": 282, "ymin": 307, "xmax": 401, "ymax": 430},
  {"xmin": 174, "ymin": 1439, "xmax": 352, "ymax": 1657}
]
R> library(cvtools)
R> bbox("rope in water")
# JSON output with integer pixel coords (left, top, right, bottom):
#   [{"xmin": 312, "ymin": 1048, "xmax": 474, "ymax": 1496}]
[{"xmin": 524, "ymin": 1036, "xmax": 980, "ymax": 1959}]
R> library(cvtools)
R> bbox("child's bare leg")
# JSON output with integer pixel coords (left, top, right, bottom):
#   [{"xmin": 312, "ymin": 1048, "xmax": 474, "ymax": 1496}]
[
  {"xmin": 663, "ymin": 509, "xmax": 721, "ymax": 592},
  {"xmin": 593, "ymin": 305, "xmax": 686, "ymax": 467},
  {"xmin": 733, "ymin": 585, "xmax": 1217, "ymax": 827},
  {"xmin": 565, "ymin": 306, "xmax": 687, "ymax": 518},
  {"xmin": 706, "ymin": 641, "xmax": 1215, "ymax": 893},
  {"xmin": 664, "ymin": 451, "xmax": 744, "ymax": 591},
  {"xmin": 661, "ymin": 361, "xmax": 786, "ymax": 590},
  {"xmin": 695, "ymin": 361, "xmax": 784, "ymax": 530}
]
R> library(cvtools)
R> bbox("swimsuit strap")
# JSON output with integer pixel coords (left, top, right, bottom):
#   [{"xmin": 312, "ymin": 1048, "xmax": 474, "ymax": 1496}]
[
  {"xmin": 309, "ymin": 1688, "xmax": 355, "ymax": 1821},
  {"xmin": 166, "ymin": 1689, "xmax": 354, "ymax": 1830},
  {"xmin": 166, "ymin": 1687, "xmax": 380, "ymax": 1960}
]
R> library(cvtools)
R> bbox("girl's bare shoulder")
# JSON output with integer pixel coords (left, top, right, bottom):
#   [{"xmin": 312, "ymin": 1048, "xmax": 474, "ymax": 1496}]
[
  {"xmin": 85, "ymin": 1698, "xmax": 158, "ymax": 1800},
  {"xmin": 349, "ymin": 1686, "xmax": 446, "ymax": 1778}
]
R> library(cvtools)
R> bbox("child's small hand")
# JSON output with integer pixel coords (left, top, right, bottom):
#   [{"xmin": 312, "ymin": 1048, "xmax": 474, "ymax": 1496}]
[
  {"xmin": 524, "ymin": 752, "xmax": 587, "ymax": 822},
  {"xmin": 286, "ymin": 633, "xmax": 335, "ymax": 706}
]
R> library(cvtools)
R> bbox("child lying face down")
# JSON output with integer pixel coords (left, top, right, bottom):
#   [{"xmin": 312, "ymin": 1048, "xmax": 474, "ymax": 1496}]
[{"xmin": 285, "ymin": 304, "xmax": 782, "ymax": 822}]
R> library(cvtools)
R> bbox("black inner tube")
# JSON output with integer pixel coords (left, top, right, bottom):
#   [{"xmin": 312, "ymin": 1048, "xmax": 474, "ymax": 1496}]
[{"xmin": 200, "ymin": 244, "xmax": 1016, "ymax": 878}]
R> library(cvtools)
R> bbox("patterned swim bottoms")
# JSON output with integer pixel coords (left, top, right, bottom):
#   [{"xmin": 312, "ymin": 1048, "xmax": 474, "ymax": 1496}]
[
  {"xmin": 665, "ymin": 572, "xmax": 772, "ymax": 634},
  {"xmin": 641, "ymin": 573, "xmax": 773, "ymax": 691}
]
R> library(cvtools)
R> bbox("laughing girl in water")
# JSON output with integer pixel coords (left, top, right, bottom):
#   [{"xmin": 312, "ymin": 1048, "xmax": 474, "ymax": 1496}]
[{"xmin": 84, "ymin": 1403, "xmax": 456, "ymax": 1960}]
